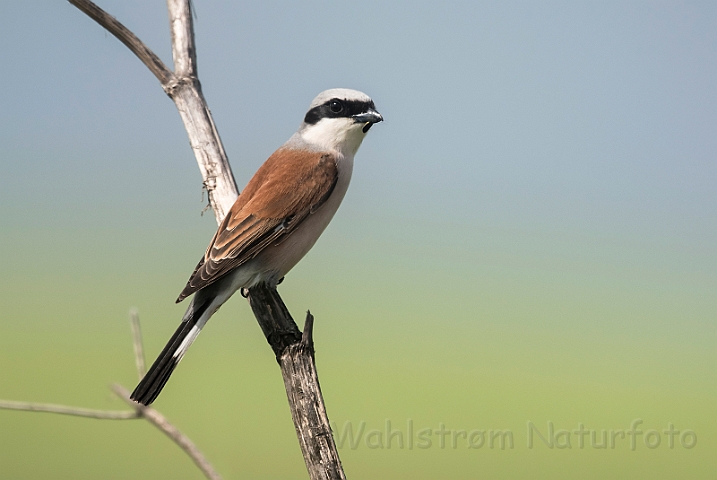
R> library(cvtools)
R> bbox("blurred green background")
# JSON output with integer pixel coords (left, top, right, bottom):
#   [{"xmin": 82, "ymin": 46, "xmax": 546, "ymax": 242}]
[{"xmin": 1, "ymin": 1, "xmax": 715, "ymax": 478}]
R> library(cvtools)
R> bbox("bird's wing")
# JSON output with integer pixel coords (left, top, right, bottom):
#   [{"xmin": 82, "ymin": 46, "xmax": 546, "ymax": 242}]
[{"xmin": 176, "ymin": 148, "xmax": 338, "ymax": 302}]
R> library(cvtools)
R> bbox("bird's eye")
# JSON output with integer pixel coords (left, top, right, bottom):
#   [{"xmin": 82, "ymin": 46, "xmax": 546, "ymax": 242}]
[{"xmin": 329, "ymin": 100, "xmax": 343, "ymax": 113}]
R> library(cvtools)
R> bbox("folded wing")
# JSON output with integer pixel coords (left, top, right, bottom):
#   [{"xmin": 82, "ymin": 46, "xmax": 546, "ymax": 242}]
[{"xmin": 176, "ymin": 148, "xmax": 338, "ymax": 302}]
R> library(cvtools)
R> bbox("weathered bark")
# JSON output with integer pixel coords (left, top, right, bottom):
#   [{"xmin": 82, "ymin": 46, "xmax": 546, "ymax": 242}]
[
  {"xmin": 164, "ymin": 0, "xmax": 237, "ymax": 220},
  {"xmin": 248, "ymin": 285, "xmax": 346, "ymax": 480}
]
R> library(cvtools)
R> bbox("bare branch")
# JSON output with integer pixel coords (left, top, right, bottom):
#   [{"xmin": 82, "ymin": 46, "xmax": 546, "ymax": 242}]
[
  {"xmin": 281, "ymin": 313, "xmax": 346, "ymax": 480},
  {"xmin": 164, "ymin": 0, "xmax": 238, "ymax": 221},
  {"xmin": 171, "ymin": 85, "xmax": 238, "ymax": 222},
  {"xmin": 0, "ymin": 400, "xmax": 139, "ymax": 420},
  {"xmin": 0, "ymin": 310, "xmax": 221, "ymax": 479},
  {"xmin": 167, "ymin": 0, "xmax": 198, "ymax": 78},
  {"xmin": 68, "ymin": 0, "xmax": 238, "ymax": 222},
  {"xmin": 0, "ymin": 388, "xmax": 221, "ymax": 480},
  {"xmin": 68, "ymin": 0, "xmax": 173, "ymax": 85},
  {"xmin": 129, "ymin": 309, "xmax": 147, "ymax": 379},
  {"xmin": 301, "ymin": 310, "xmax": 315, "ymax": 346},
  {"xmin": 124, "ymin": 311, "xmax": 220, "ymax": 479},
  {"xmin": 111, "ymin": 384, "xmax": 222, "ymax": 480},
  {"xmin": 248, "ymin": 286, "xmax": 346, "ymax": 480},
  {"xmin": 67, "ymin": 3, "xmax": 346, "ymax": 479}
]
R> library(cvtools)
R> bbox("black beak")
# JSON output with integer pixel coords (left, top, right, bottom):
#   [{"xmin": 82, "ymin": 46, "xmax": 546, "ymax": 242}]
[
  {"xmin": 353, "ymin": 108, "xmax": 383, "ymax": 133},
  {"xmin": 352, "ymin": 109, "xmax": 384, "ymax": 125}
]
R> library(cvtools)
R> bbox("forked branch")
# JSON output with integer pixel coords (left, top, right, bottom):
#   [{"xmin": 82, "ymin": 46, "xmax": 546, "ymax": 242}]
[
  {"xmin": 66, "ymin": 1, "xmax": 348, "ymax": 479},
  {"xmin": 68, "ymin": 0, "xmax": 237, "ymax": 221},
  {"xmin": 0, "ymin": 312, "xmax": 221, "ymax": 480}
]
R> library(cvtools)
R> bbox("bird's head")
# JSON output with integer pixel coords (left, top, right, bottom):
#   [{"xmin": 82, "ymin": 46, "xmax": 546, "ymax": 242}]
[{"xmin": 299, "ymin": 88, "xmax": 383, "ymax": 156}]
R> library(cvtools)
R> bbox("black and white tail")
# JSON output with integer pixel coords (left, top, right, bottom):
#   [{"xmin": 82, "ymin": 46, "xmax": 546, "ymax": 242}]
[{"xmin": 130, "ymin": 298, "xmax": 210, "ymax": 405}]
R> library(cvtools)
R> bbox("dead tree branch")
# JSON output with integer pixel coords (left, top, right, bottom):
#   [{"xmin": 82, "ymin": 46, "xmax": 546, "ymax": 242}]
[
  {"xmin": 130, "ymin": 309, "xmax": 147, "ymax": 379},
  {"xmin": 68, "ymin": 0, "xmax": 173, "ymax": 84},
  {"xmin": 0, "ymin": 311, "xmax": 220, "ymax": 480},
  {"xmin": 67, "ymin": 1, "xmax": 348, "ymax": 478},
  {"xmin": 111, "ymin": 384, "xmax": 222, "ymax": 480},
  {"xmin": 0, "ymin": 400, "xmax": 139, "ymax": 420},
  {"xmin": 69, "ymin": 0, "xmax": 238, "ymax": 221},
  {"xmin": 248, "ymin": 285, "xmax": 346, "ymax": 480}
]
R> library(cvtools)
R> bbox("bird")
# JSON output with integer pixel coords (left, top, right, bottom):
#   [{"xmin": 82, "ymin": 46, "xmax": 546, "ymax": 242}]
[{"xmin": 130, "ymin": 88, "xmax": 382, "ymax": 405}]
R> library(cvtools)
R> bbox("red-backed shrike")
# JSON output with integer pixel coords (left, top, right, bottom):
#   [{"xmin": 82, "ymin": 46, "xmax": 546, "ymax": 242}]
[{"xmin": 131, "ymin": 89, "xmax": 382, "ymax": 405}]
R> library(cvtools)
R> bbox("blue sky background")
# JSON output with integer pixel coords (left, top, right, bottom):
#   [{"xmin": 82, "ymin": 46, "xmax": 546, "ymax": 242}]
[{"xmin": 0, "ymin": 1, "xmax": 715, "ymax": 479}]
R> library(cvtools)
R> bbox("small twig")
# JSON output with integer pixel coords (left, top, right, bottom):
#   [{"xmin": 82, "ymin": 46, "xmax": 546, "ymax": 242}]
[
  {"xmin": 0, "ymin": 385, "xmax": 222, "ymax": 480},
  {"xmin": 129, "ymin": 309, "xmax": 146, "ymax": 379},
  {"xmin": 0, "ymin": 312, "xmax": 221, "ymax": 480},
  {"xmin": 0, "ymin": 400, "xmax": 139, "ymax": 420},
  {"xmin": 112, "ymin": 384, "xmax": 222, "ymax": 480},
  {"xmin": 302, "ymin": 310, "xmax": 315, "ymax": 346}
]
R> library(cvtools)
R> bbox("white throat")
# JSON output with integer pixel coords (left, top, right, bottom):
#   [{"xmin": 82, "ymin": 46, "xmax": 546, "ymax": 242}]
[{"xmin": 300, "ymin": 117, "xmax": 367, "ymax": 157}]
